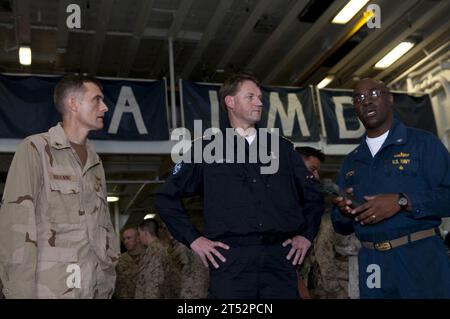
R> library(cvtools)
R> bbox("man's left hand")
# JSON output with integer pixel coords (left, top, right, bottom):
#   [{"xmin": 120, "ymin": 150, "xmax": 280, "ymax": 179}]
[
  {"xmin": 282, "ymin": 236, "xmax": 311, "ymax": 266},
  {"xmin": 351, "ymin": 194, "xmax": 400, "ymax": 225}
]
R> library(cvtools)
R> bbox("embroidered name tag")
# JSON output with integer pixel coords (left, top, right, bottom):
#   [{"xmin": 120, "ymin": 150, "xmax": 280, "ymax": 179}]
[
  {"xmin": 52, "ymin": 174, "xmax": 73, "ymax": 181},
  {"xmin": 393, "ymin": 152, "xmax": 410, "ymax": 158}
]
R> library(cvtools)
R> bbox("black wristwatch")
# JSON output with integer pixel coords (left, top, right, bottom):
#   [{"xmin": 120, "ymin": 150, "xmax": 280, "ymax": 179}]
[{"xmin": 398, "ymin": 193, "xmax": 409, "ymax": 210}]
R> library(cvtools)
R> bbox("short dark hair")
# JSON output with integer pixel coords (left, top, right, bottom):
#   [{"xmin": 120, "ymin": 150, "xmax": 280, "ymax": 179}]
[
  {"xmin": 138, "ymin": 218, "xmax": 159, "ymax": 238},
  {"xmin": 219, "ymin": 73, "xmax": 261, "ymax": 110},
  {"xmin": 53, "ymin": 74, "xmax": 102, "ymax": 115},
  {"xmin": 296, "ymin": 146, "xmax": 325, "ymax": 162},
  {"xmin": 121, "ymin": 225, "xmax": 138, "ymax": 236}
]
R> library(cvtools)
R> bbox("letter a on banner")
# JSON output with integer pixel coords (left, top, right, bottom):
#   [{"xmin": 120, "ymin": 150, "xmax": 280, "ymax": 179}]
[{"xmin": 108, "ymin": 86, "xmax": 148, "ymax": 135}]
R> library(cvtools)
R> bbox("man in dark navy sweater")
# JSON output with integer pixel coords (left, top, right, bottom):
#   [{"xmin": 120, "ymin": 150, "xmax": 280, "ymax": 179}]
[{"xmin": 155, "ymin": 74, "xmax": 324, "ymax": 299}]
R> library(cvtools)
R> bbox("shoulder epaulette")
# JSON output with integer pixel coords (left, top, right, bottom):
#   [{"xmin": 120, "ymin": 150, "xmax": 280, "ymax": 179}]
[{"xmin": 279, "ymin": 134, "xmax": 294, "ymax": 145}]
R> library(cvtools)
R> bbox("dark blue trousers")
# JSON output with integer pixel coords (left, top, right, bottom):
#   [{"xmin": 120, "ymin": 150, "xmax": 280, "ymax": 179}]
[
  {"xmin": 208, "ymin": 243, "xmax": 299, "ymax": 299},
  {"xmin": 358, "ymin": 236, "xmax": 450, "ymax": 298}
]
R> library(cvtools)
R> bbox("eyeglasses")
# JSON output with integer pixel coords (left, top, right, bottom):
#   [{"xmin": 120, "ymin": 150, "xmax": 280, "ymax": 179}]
[{"xmin": 352, "ymin": 88, "xmax": 387, "ymax": 104}]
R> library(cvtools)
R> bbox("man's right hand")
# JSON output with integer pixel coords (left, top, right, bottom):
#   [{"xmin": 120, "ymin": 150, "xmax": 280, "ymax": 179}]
[
  {"xmin": 190, "ymin": 236, "xmax": 230, "ymax": 269},
  {"xmin": 333, "ymin": 187, "xmax": 354, "ymax": 216}
]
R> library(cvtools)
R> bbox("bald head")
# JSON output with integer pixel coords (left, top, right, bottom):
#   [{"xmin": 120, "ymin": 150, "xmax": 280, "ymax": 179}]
[{"xmin": 354, "ymin": 78, "xmax": 389, "ymax": 93}]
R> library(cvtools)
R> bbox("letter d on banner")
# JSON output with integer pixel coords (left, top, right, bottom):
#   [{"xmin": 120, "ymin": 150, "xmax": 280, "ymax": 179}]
[{"xmin": 333, "ymin": 96, "xmax": 365, "ymax": 139}]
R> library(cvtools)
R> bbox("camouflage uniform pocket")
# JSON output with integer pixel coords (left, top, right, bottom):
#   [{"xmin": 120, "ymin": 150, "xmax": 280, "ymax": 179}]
[
  {"xmin": 37, "ymin": 247, "xmax": 80, "ymax": 298},
  {"xmin": 48, "ymin": 180, "xmax": 81, "ymax": 224}
]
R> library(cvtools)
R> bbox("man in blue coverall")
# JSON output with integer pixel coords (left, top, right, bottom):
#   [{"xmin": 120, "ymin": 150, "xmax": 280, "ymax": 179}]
[{"xmin": 332, "ymin": 78, "xmax": 450, "ymax": 298}]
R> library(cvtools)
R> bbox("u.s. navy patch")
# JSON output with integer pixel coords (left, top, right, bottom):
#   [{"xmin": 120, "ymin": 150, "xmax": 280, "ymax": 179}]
[{"xmin": 172, "ymin": 162, "xmax": 183, "ymax": 175}]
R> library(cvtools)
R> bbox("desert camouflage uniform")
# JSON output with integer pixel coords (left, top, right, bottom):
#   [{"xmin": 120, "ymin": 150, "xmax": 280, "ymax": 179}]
[
  {"xmin": 170, "ymin": 240, "xmax": 209, "ymax": 299},
  {"xmin": 0, "ymin": 278, "xmax": 4, "ymax": 299},
  {"xmin": 135, "ymin": 240, "xmax": 179, "ymax": 298},
  {"xmin": 310, "ymin": 212, "xmax": 350, "ymax": 299},
  {"xmin": 114, "ymin": 246, "xmax": 145, "ymax": 299},
  {"xmin": 0, "ymin": 123, "xmax": 119, "ymax": 298},
  {"xmin": 297, "ymin": 254, "xmax": 312, "ymax": 288}
]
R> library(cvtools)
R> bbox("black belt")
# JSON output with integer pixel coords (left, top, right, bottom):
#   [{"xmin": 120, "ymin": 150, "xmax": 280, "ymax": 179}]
[{"xmin": 215, "ymin": 233, "xmax": 295, "ymax": 246}]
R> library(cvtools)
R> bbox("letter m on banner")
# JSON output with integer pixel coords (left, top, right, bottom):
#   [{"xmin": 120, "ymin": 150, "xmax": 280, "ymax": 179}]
[{"xmin": 264, "ymin": 86, "xmax": 320, "ymax": 142}]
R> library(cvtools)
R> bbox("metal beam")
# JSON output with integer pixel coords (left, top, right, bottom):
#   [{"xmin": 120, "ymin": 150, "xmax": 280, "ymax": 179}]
[
  {"xmin": 0, "ymin": 23, "xmax": 203, "ymax": 42},
  {"xmin": 387, "ymin": 41, "xmax": 450, "ymax": 86},
  {"xmin": 181, "ymin": 0, "xmax": 232, "ymax": 79},
  {"xmin": 321, "ymin": 0, "xmax": 420, "ymax": 84},
  {"xmin": 14, "ymin": 0, "xmax": 31, "ymax": 45},
  {"xmin": 169, "ymin": 36, "xmax": 176, "ymax": 128},
  {"xmin": 153, "ymin": 0, "xmax": 194, "ymax": 77},
  {"xmin": 0, "ymin": 11, "xmax": 13, "ymax": 21},
  {"xmin": 216, "ymin": 0, "xmax": 272, "ymax": 70},
  {"xmin": 88, "ymin": 0, "xmax": 114, "ymax": 75},
  {"xmin": 119, "ymin": 0, "xmax": 155, "ymax": 76},
  {"xmin": 122, "ymin": 182, "xmax": 152, "ymax": 215},
  {"xmin": 375, "ymin": 20, "xmax": 450, "ymax": 84},
  {"xmin": 168, "ymin": 0, "xmax": 194, "ymax": 38},
  {"xmin": 263, "ymin": 0, "xmax": 347, "ymax": 84},
  {"xmin": 55, "ymin": 0, "xmax": 72, "ymax": 71},
  {"xmin": 246, "ymin": 0, "xmax": 309, "ymax": 72},
  {"xmin": 293, "ymin": 10, "xmax": 375, "ymax": 86},
  {"xmin": 352, "ymin": 0, "xmax": 450, "ymax": 80},
  {"xmin": 143, "ymin": 27, "xmax": 201, "ymax": 42}
]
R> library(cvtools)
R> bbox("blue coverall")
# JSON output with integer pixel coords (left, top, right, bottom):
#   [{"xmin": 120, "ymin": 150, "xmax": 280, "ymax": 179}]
[{"xmin": 332, "ymin": 119, "xmax": 450, "ymax": 298}]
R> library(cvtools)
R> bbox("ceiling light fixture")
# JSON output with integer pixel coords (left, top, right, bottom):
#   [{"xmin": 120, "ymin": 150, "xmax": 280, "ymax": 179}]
[
  {"xmin": 107, "ymin": 196, "xmax": 119, "ymax": 203},
  {"xmin": 332, "ymin": 0, "xmax": 370, "ymax": 24},
  {"xmin": 317, "ymin": 75, "xmax": 335, "ymax": 89},
  {"xmin": 374, "ymin": 42, "xmax": 415, "ymax": 69},
  {"xmin": 19, "ymin": 46, "xmax": 32, "ymax": 66}
]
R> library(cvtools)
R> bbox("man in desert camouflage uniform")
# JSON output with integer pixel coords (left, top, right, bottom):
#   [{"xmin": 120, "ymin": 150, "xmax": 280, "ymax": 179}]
[
  {"xmin": 296, "ymin": 147, "xmax": 325, "ymax": 298},
  {"xmin": 309, "ymin": 210, "xmax": 354, "ymax": 299},
  {"xmin": 0, "ymin": 278, "xmax": 4, "ymax": 299},
  {"xmin": 167, "ymin": 234, "xmax": 209, "ymax": 298},
  {"xmin": 135, "ymin": 218, "xmax": 179, "ymax": 298},
  {"xmin": 0, "ymin": 74, "xmax": 119, "ymax": 298},
  {"xmin": 114, "ymin": 226, "xmax": 145, "ymax": 299}
]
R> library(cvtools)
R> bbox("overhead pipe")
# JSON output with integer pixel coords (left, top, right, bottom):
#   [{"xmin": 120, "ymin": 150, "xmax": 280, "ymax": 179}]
[
  {"xmin": 388, "ymin": 41, "xmax": 450, "ymax": 86},
  {"xmin": 168, "ymin": 36, "xmax": 177, "ymax": 130}
]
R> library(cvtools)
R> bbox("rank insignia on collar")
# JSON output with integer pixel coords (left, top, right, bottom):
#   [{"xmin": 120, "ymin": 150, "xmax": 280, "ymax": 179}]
[{"xmin": 172, "ymin": 162, "xmax": 182, "ymax": 175}]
